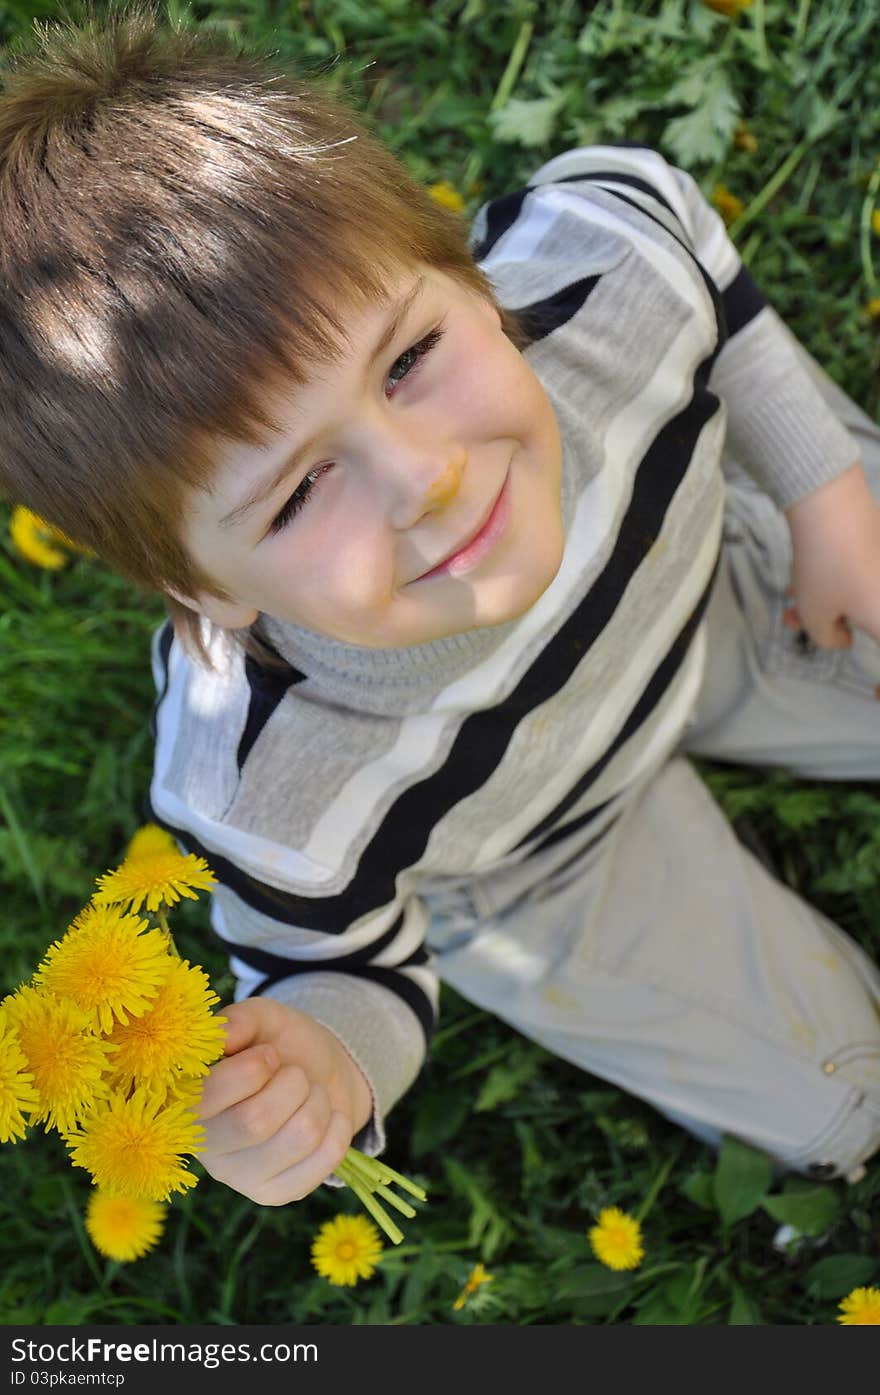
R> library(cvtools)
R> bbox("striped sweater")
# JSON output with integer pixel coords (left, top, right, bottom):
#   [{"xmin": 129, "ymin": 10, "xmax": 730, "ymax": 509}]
[{"xmin": 147, "ymin": 145, "xmax": 857, "ymax": 1155}]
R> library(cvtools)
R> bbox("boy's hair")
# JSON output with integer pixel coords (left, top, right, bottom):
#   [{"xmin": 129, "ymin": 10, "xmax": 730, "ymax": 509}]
[{"xmin": 0, "ymin": 3, "xmax": 525, "ymax": 669}]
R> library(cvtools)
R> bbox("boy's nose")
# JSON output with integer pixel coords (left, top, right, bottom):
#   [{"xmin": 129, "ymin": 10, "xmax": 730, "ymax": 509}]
[
  {"xmin": 383, "ymin": 441, "xmax": 467, "ymax": 529},
  {"xmin": 422, "ymin": 453, "xmax": 466, "ymax": 509}
]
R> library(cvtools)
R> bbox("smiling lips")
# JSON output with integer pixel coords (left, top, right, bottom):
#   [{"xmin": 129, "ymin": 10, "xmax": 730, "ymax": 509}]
[{"xmin": 414, "ymin": 469, "xmax": 512, "ymax": 581}]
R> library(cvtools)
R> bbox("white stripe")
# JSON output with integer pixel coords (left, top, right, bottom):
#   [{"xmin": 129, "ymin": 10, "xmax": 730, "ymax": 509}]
[{"xmin": 210, "ymin": 884, "xmax": 420, "ymax": 959}]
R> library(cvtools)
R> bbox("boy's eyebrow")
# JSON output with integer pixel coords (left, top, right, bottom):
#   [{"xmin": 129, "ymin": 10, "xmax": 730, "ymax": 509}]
[{"xmin": 219, "ymin": 276, "xmax": 426, "ymax": 530}]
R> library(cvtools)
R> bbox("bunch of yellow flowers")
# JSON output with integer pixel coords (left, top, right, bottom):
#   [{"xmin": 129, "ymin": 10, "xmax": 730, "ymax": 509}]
[{"xmin": 0, "ymin": 826, "xmax": 425, "ymax": 1261}]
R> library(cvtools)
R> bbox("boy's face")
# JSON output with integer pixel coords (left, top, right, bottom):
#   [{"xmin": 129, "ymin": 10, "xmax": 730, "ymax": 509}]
[{"xmin": 175, "ymin": 267, "xmax": 565, "ymax": 648}]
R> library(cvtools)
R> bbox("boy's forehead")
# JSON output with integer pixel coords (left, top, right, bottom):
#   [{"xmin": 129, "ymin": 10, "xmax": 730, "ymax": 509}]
[{"xmin": 201, "ymin": 267, "xmax": 443, "ymax": 522}]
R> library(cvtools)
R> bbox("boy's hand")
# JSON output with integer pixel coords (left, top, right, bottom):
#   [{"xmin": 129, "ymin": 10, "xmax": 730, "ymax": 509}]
[
  {"xmin": 783, "ymin": 460, "xmax": 880, "ymax": 652},
  {"xmin": 196, "ymin": 997, "xmax": 374, "ymax": 1206}
]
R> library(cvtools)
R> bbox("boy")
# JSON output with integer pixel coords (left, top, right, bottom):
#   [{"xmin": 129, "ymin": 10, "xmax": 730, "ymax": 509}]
[{"xmin": 2, "ymin": 7, "xmax": 879, "ymax": 1205}]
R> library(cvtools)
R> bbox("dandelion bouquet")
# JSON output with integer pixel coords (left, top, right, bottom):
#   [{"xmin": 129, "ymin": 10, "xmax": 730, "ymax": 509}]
[{"xmin": 0, "ymin": 827, "xmax": 425, "ymax": 1260}]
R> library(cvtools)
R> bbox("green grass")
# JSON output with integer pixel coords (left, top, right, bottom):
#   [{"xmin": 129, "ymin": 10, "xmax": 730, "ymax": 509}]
[{"xmin": 2, "ymin": 0, "xmax": 880, "ymax": 1325}]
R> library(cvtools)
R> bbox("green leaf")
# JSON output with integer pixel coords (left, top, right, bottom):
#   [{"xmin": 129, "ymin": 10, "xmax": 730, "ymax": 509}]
[
  {"xmin": 487, "ymin": 94, "xmax": 565, "ymax": 149},
  {"xmin": 474, "ymin": 1048, "xmax": 540, "ymax": 1112},
  {"xmin": 712, "ymin": 1136, "xmax": 774, "ymax": 1227},
  {"xmin": 802, "ymin": 1254, "xmax": 878, "ymax": 1300},
  {"xmin": 680, "ymin": 1170, "xmax": 715, "ymax": 1210},
  {"xmin": 728, "ymin": 1283, "xmax": 763, "ymax": 1325},
  {"xmin": 661, "ymin": 72, "xmax": 740, "ymax": 167},
  {"xmin": 762, "ymin": 1184, "xmax": 841, "ymax": 1237},
  {"xmin": 410, "ymin": 1088, "xmax": 470, "ymax": 1157},
  {"xmin": 555, "ymin": 1263, "xmax": 636, "ymax": 1299}
]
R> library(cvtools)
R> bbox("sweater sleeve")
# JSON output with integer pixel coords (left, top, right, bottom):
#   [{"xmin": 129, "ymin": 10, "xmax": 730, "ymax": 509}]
[{"xmin": 526, "ymin": 145, "xmax": 859, "ymax": 511}]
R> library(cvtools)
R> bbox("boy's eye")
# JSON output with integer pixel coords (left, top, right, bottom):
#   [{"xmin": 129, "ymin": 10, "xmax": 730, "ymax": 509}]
[
  {"xmin": 266, "ymin": 325, "xmax": 446, "ymax": 535},
  {"xmin": 267, "ymin": 464, "xmax": 332, "ymax": 535},
  {"xmin": 385, "ymin": 326, "xmax": 444, "ymax": 394}
]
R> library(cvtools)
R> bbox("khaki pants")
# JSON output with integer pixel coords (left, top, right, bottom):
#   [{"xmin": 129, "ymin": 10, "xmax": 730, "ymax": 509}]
[{"xmin": 425, "ymin": 337, "xmax": 880, "ymax": 1178}]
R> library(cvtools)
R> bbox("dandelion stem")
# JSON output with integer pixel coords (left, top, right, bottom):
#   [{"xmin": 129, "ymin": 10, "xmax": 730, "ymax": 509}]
[
  {"xmin": 858, "ymin": 159, "xmax": 880, "ymax": 293},
  {"xmin": 372, "ymin": 1183, "xmax": 417, "ymax": 1220},
  {"xmin": 634, "ymin": 1147, "xmax": 680, "ymax": 1224},
  {"xmin": 489, "ymin": 20, "xmax": 533, "ymax": 113},
  {"xmin": 154, "ymin": 908, "xmax": 179, "ymax": 956},
  {"xmin": 335, "ymin": 1163, "xmax": 404, "ymax": 1245},
  {"xmin": 727, "ymin": 137, "xmax": 815, "ymax": 240},
  {"xmin": 371, "ymin": 1160, "xmax": 427, "ymax": 1201}
]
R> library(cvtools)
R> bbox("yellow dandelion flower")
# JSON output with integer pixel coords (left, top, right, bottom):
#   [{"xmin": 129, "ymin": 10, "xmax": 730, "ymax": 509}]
[
  {"xmin": 66, "ymin": 1087, "xmax": 204, "ymax": 1201},
  {"xmin": 427, "ymin": 181, "xmax": 465, "ymax": 213},
  {"xmin": 0, "ymin": 1007, "xmax": 41, "ymax": 1142},
  {"xmin": 85, "ymin": 1189, "xmax": 167, "ymax": 1263},
  {"xmin": 310, "ymin": 1214, "xmax": 383, "ymax": 1286},
  {"xmin": 124, "ymin": 825, "xmax": 179, "ymax": 863},
  {"xmin": 8, "ymin": 506, "xmax": 74, "ymax": 570},
  {"xmin": 4, "ymin": 987, "xmax": 113, "ymax": 1133},
  {"xmin": 93, "ymin": 849, "xmax": 217, "ymax": 916},
  {"xmin": 838, "ymin": 1286, "xmax": 880, "ymax": 1325},
  {"xmin": 588, "ymin": 1207, "xmax": 644, "ymax": 1271},
  {"xmin": 164, "ymin": 1076, "xmax": 206, "ymax": 1113},
  {"xmin": 452, "ymin": 1261, "xmax": 494, "ymax": 1310},
  {"xmin": 34, "ymin": 904, "xmax": 171, "ymax": 1035},
  {"xmin": 711, "ymin": 185, "xmax": 745, "ymax": 226},
  {"xmin": 866, "ymin": 298, "xmax": 880, "ymax": 320},
  {"xmin": 701, "ymin": 0, "xmax": 752, "ymax": 17},
  {"xmin": 872, "ymin": 211, "xmax": 880, "ymax": 238},
  {"xmin": 106, "ymin": 958, "xmax": 226, "ymax": 1094}
]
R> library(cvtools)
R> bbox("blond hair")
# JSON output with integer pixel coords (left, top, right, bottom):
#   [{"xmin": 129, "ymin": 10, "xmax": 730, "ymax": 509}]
[{"xmin": 0, "ymin": 3, "xmax": 524, "ymax": 668}]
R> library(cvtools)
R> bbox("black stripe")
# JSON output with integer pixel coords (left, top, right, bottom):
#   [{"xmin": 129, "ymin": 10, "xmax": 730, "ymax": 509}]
[
  {"xmin": 220, "ymin": 909, "xmax": 408, "ymax": 977},
  {"xmin": 515, "ymin": 276, "xmax": 602, "ymax": 343},
  {"xmin": 237, "ymin": 645, "xmax": 306, "ymax": 772},
  {"xmin": 148, "ymin": 620, "xmax": 174, "ymax": 744},
  {"xmin": 552, "ymin": 168, "xmax": 685, "ymax": 225},
  {"xmin": 722, "ymin": 263, "xmax": 766, "ymax": 338},
  {"xmin": 523, "ymin": 795, "xmax": 617, "ymax": 859},
  {"xmin": 470, "ymin": 186, "xmax": 530, "ymax": 261}
]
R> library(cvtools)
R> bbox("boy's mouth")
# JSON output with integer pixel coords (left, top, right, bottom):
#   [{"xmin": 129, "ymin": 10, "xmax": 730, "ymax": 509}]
[{"xmin": 411, "ymin": 469, "xmax": 512, "ymax": 582}]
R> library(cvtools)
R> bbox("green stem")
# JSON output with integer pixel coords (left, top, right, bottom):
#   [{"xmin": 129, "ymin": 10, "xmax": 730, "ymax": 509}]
[
  {"xmin": 489, "ymin": 20, "xmax": 534, "ymax": 113},
  {"xmin": 372, "ymin": 1183, "xmax": 417, "ymax": 1219},
  {"xmin": 794, "ymin": 0, "xmax": 812, "ymax": 46},
  {"xmin": 154, "ymin": 907, "xmax": 178, "ymax": 955},
  {"xmin": 858, "ymin": 159, "xmax": 880, "ymax": 294},
  {"xmin": 634, "ymin": 1148, "xmax": 680, "ymax": 1225},
  {"xmin": 335, "ymin": 1163, "xmax": 404, "ymax": 1245},
  {"xmin": 751, "ymin": 0, "xmax": 769, "ymax": 70},
  {"xmin": 727, "ymin": 134, "xmax": 816, "ymax": 240}
]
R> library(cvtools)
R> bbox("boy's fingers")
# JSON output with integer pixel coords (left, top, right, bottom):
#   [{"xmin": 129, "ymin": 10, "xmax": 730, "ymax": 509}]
[
  {"xmin": 217, "ymin": 997, "xmax": 279, "ymax": 1056},
  {"xmin": 203, "ymin": 1062, "xmax": 311, "ymax": 1155},
  {"xmin": 255, "ymin": 1109, "xmax": 354, "ymax": 1207},
  {"xmin": 197, "ymin": 1043, "xmax": 280, "ymax": 1121}
]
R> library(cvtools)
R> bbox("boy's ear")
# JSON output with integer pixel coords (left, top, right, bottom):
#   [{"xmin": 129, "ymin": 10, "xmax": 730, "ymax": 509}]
[{"xmin": 165, "ymin": 586, "xmax": 259, "ymax": 631}]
